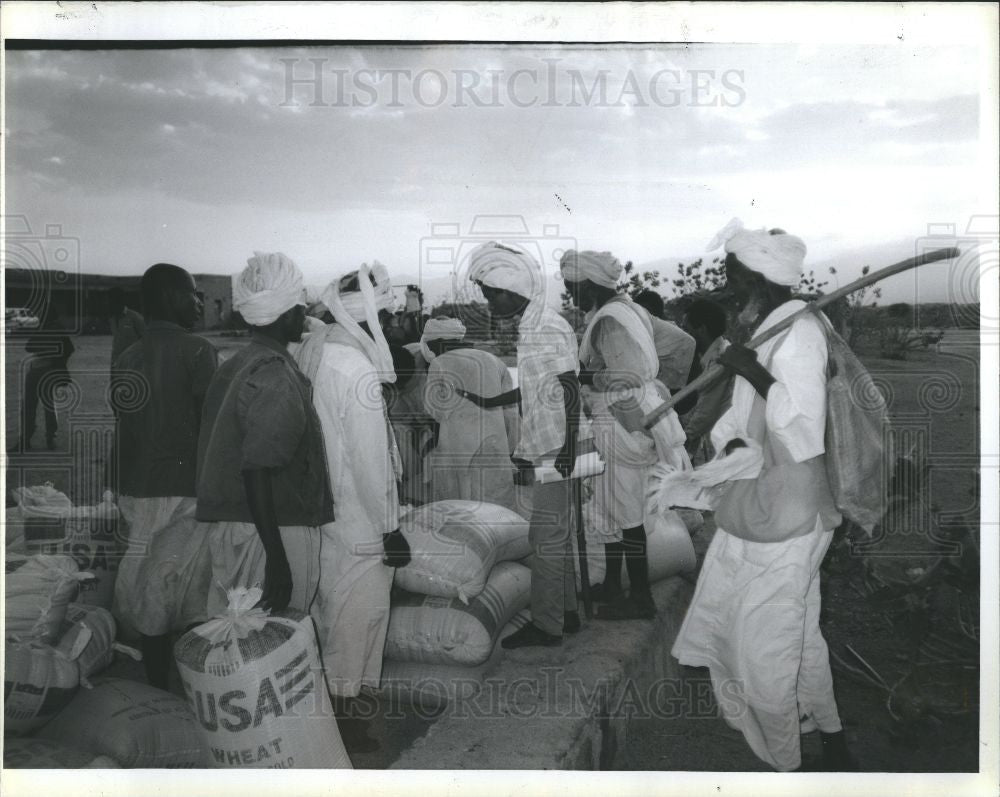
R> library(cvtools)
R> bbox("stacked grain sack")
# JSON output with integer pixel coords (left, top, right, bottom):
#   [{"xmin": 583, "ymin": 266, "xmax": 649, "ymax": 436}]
[
  {"xmin": 5, "ymin": 485, "xmax": 119, "ymax": 740},
  {"xmin": 174, "ymin": 586, "xmax": 350, "ymax": 769},
  {"xmin": 38, "ymin": 677, "xmax": 211, "ymax": 768},
  {"xmin": 6, "ymin": 485, "xmax": 123, "ymax": 611},
  {"xmin": 4, "ymin": 553, "xmax": 117, "ymax": 738},
  {"xmin": 4, "ymin": 548, "xmax": 213, "ymax": 768},
  {"xmin": 382, "ymin": 500, "xmax": 534, "ymax": 706}
]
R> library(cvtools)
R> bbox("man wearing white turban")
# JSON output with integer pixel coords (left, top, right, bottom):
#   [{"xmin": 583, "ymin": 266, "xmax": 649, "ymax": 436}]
[
  {"xmin": 197, "ymin": 257, "xmax": 347, "ymax": 767},
  {"xmin": 291, "ymin": 262, "xmax": 410, "ymax": 753},
  {"xmin": 558, "ymin": 249, "xmax": 623, "ymax": 289},
  {"xmin": 231, "ymin": 251, "xmax": 309, "ymax": 326},
  {"xmin": 561, "ymin": 249, "xmax": 691, "ymax": 621},
  {"xmin": 420, "ymin": 317, "xmax": 517, "ymax": 511},
  {"xmin": 459, "ymin": 241, "xmax": 582, "ymax": 647},
  {"xmin": 671, "ymin": 220, "xmax": 855, "ymax": 772}
]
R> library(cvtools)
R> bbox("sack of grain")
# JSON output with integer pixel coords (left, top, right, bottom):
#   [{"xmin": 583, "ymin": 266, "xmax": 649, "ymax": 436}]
[
  {"xmin": 4, "ymin": 639, "xmax": 84, "ymax": 736},
  {"xmin": 395, "ymin": 500, "xmax": 531, "ymax": 603},
  {"xmin": 38, "ymin": 677, "xmax": 211, "ymax": 767},
  {"xmin": 12, "ymin": 492, "xmax": 122, "ymax": 610},
  {"xmin": 58, "ymin": 603, "xmax": 117, "ymax": 681},
  {"xmin": 3, "ymin": 738, "xmax": 119, "ymax": 769},
  {"xmin": 174, "ymin": 586, "xmax": 350, "ymax": 769},
  {"xmin": 5, "ymin": 554, "xmax": 93, "ymax": 643},
  {"xmin": 578, "ymin": 507, "xmax": 696, "ymax": 589},
  {"xmin": 381, "ymin": 607, "xmax": 532, "ymax": 709},
  {"xmin": 10, "ymin": 483, "xmax": 73, "ymax": 515},
  {"xmin": 673, "ymin": 508, "xmax": 705, "ymax": 536},
  {"xmin": 3, "ymin": 603, "xmax": 118, "ymax": 735},
  {"xmin": 386, "ymin": 561, "xmax": 531, "ymax": 666},
  {"xmin": 380, "ymin": 645, "xmax": 503, "ymax": 710}
]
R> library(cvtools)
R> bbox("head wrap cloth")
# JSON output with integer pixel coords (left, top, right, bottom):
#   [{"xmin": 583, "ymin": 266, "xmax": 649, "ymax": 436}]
[
  {"xmin": 419, "ymin": 317, "xmax": 467, "ymax": 362},
  {"xmin": 559, "ymin": 249, "xmax": 622, "ymax": 289},
  {"xmin": 467, "ymin": 241, "xmax": 544, "ymax": 299},
  {"xmin": 295, "ymin": 261, "xmax": 397, "ymax": 384},
  {"xmin": 707, "ymin": 217, "xmax": 806, "ymax": 287},
  {"xmin": 232, "ymin": 251, "xmax": 306, "ymax": 326},
  {"xmin": 321, "ymin": 261, "xmax": 396, "ymax": 383}
]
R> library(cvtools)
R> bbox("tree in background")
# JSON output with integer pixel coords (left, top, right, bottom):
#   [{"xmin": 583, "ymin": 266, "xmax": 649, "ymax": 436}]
[
  {"xmin": 671, "ymin": 256, "xmax": 727, "ymax": 297},
  {"xmin": 617, "ymin": 260, "xmax": 663, "ymax": 299},
  {"xmin": 839, "ymin": 265, "xmax": 883, "ymax": 349}
]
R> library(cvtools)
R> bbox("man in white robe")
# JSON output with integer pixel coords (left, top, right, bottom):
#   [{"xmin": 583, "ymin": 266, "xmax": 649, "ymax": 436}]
[
  {"xmin": 671, "ymin": 219, "xmax": 855, "ymax": 772},
  {"xmin": 459, "ymin": 241, "xmax": 582, "ymax": 647},
  {"xmin": 293, "ymin": 261, "xmax": 411, "ymax": 753},
  {"xmin": 421, "ymin": 318, "xmax": 517, "ymax": 511},
  {"xmin": 633, "ymin": 289, "xmax": 697, "ymax": 393},
  {"xmin": 561, "ymin": 249, "xmax": 690, "ymax": 620}
]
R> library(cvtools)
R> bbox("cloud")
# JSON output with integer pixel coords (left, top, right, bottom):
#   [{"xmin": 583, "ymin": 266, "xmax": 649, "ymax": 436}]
[{"xmin": 2, "ymin": 43, "xmax": 986, "ymax": 296}]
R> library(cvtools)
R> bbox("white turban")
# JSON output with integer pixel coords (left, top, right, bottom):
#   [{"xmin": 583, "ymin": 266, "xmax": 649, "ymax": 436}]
[
  {"xmin": 334, "ymin": 261, "xmax": 396, "ymax": 321},
  {"xmin": 232, "ymin": 251, "xmax": 306, "ymax": 326},
  {"xmin": 559, "ymin": 249, "xmax": 622, "ymax": 289},
  {"xmin": 467, "ymin": 241, "xmax": 543, "ymax": 299},
  {"xmin": 706, "ymin": 217, "xmax": 806, "ymax": 287},
  {"xmin": 419, "ymin": 317, "xmax": 467, "ymax": 362},
  {"xmin": 317, "ymin": 261, "xmax": 396, "ymax": 383}
]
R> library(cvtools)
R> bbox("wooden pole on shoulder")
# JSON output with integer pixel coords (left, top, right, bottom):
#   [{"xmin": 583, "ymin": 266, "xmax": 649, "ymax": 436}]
[{"xmin": 642, "ymin": 247, "xmax": 961, "ymax": 430}]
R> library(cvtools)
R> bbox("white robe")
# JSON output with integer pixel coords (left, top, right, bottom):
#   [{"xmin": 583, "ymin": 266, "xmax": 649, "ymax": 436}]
[
  {"xmin": 423, "ymin": 348, "xmax": 517, "ymax": 511},
  {"xmin": 297, "ymin": 330, "xmax": 400, "ymax": 698},
  {"xmin": 671, "ymin": 300, "xmax": 842, "ymax": 771},
  {"xmin": 580, "ymin": 297, "xmax": 689, "ymax": 539}
]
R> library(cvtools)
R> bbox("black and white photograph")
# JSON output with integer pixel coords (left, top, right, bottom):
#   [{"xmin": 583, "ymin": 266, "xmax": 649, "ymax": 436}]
[{"xmin": 2, "ymin": 2, "xmax": 997, "ymax": 795}]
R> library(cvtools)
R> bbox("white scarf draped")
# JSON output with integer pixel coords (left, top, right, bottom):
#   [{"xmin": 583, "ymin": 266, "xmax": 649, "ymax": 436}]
[{"xmin": 295, "ymin": 263, "xmax": 396, "ymax": 385}]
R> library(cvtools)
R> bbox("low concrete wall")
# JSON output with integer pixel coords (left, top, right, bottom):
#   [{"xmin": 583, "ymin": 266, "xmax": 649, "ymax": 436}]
[{"xmin": 391, "ymin": 576, "xmax": 694, "ymax": 770}]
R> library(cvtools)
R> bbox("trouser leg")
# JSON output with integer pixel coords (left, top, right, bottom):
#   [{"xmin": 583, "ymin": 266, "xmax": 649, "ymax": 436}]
[
  {"xmin": 528, "ymin": 479, "xmax": 572, "ymax": 635},
  {"xmin": 22, "ymin": 368, "xmax": 42, "ymax": 443},
  {"xmin": 562, "ymin": 530, "xmax": 578, "ymax": 613},
  {"xmin": 622, "ymin": 524, "xmax": 652, "ymax": 599},
  {"xmin": 602, "ymin": 542, "xmax": 625, "ymax": 595},
  {"xmin": 40, "ymin": 373, "xmax": 59, "ymax": 441}
]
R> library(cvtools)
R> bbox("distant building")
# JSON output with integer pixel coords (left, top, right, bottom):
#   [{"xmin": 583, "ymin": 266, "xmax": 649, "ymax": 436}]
[{"xmin": 4, "ymin": 269, "xmax": 233, "ymax": 333}]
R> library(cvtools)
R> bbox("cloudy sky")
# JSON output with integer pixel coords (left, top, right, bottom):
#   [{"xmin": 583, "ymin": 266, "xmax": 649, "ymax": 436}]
[{"xmin": 4, "ymin": 41, "xmax": 989, "ymax": 305}]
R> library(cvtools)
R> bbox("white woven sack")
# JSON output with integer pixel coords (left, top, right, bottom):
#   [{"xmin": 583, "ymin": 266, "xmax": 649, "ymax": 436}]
[
  {"xmin": 174, "ymin": 587, "xmax": 351, "ymax": 769},
  {"xmin": 395, "ymin": 500, "xmax": 530, "ymax": 603},
  {"xmin": 386, "ymin": 561, "xmax": 531, "ymax": 666}
]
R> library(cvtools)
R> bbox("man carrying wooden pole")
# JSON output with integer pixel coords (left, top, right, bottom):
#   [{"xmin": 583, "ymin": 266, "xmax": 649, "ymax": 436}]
[{"xmin": 668, "ymin": 218, "xmax": 958, "ymax": 772}]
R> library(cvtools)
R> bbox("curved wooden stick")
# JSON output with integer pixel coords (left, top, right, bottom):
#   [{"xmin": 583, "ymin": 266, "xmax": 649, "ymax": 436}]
[{"xmin": 642, "ymin": 247, "xmax": 961, "ymax": 429}]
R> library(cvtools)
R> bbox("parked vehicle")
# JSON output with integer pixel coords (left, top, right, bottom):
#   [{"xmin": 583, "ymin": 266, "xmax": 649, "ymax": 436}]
[{"xmin": 5, "ymin": 307, "xmax": 41, "ymax": 333}]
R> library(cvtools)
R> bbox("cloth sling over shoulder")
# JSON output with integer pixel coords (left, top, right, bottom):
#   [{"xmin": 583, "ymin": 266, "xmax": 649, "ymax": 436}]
[
  {"xmin": 817, "ymin": 311, "xmax": 892, "ymax": 535},
  {"xmin": 715, "ymin": 313, "xmax": 891, "ymax": 542},
  {"xmin": 714, "ymin": 329, "xmax": 838, "ymax": 543}
]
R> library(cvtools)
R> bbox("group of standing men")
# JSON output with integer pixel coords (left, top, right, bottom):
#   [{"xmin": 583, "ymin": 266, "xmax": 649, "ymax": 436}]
[
  {"xmin": 107, "ymin": 218, "xmax": 852, "ymax": 771},
  {"xmin": 110, "ymin": 255, "xmax": 409, "ymax": 754}
]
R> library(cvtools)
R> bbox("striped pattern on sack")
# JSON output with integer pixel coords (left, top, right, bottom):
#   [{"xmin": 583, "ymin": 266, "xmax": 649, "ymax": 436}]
[
  {"xmin": 385, "ymin": 561, "xmax": 531, "ymax": 666},
  {"xmin": 174, "ymin": 610, "xmax": 301, "ymax": 677},
  {"xmin": 396, "ymin": 500, "xmax": 531, "ymax": 601}
]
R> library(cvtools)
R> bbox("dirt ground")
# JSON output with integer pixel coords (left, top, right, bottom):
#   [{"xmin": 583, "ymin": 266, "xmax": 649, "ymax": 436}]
[{"xmin": 3, "ymin": 330, "xmax": 983, "ymax": 771}]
